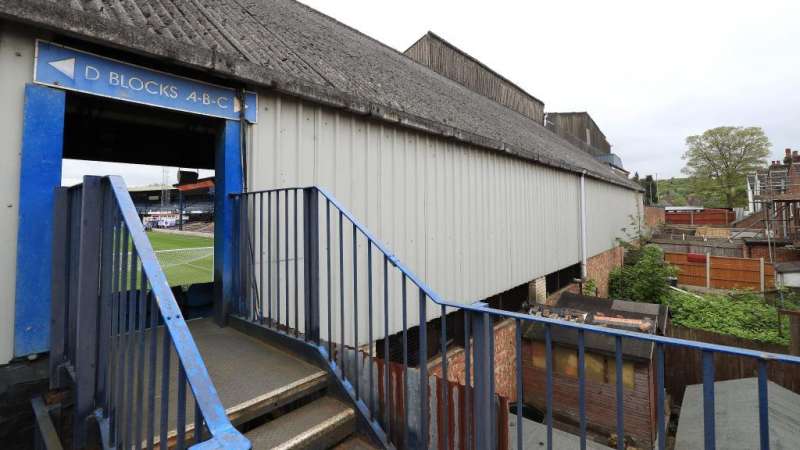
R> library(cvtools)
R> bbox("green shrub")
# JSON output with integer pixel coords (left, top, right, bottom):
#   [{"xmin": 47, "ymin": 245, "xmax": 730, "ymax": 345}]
[
  {"xmin": 608, "ymin": 244, "xmax": 677, "ymax": 303},
  {"xmin": 665, "ymin": 291, "xmax": 789, "ymax": 346},
  {"xmin": 582, "ymin": 279, "xmax": 597, "ymax": 296}
]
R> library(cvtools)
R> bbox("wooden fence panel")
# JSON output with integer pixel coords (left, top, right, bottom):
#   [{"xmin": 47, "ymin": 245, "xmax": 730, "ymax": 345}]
[
  {"xmin": 664, "ymin": 209, "xmax": 736, "ymax": 225},
  {"xmin": 664, "ymin": 252, "xmax": 773, "ymax": 291},
  {"xmin": 664, "ymin": 326, "xmax": 800, "ymax": 404}
]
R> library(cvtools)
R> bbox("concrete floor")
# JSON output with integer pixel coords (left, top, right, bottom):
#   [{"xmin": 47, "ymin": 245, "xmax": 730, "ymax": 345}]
[
  {"xmin": 508, "ymin": 416, "xmax": 613, "ymax": 450},
  {"xmin": 106, "ymin": 317, "xmax": 325, "ymax": 447}
]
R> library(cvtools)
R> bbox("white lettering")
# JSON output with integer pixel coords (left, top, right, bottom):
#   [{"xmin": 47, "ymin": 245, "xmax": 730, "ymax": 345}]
[
  {"xmin": 202, "ymin": 92, "xmax": 211, "ymax": 105},
  {"xmin": 84, "ymin": 65, "xmax": 100, "ymax": 81},
  {"xmin": 168, "ymin": 86, "xmax": 178, "ymax": 99},
  {"xmin": 128, "ymin": 77, "xmax": 144, "ymax": 91},
  {"xmin": 108, "ymin": 71, "xmax": 120, "ymax": 86},
  {"xmin": 145, "ymin": 80, "xmax": 159, "ymax": 95},
  {"xmin": 217, "ymin": 96, "xmax": 229, "ymax": 109},
  {"xmin": 186, "ymin": 91, "xmax": 197, "ymax": 102}
]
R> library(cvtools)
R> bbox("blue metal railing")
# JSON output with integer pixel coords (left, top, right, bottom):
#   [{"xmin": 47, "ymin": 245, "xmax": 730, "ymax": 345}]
[
  {"xmin": 49, "ymin": 176, "xmax": 249, "ymax": 450},
  {"xmin": 232, "ymin": 186, "xmax": 800, "ymax": 450}
]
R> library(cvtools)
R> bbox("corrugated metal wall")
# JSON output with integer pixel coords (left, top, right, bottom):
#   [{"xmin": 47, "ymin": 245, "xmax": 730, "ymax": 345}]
[
  {"xmin": 585, "ymin": 177, "xmax": 643, "ymax": 257},
  {"xmin": 0, "ymin": 24, "xmax": 35, "ymax": 364},
  {"xmin": 249, "ymin": 93, "xmax": 638, "ymax": 307}
]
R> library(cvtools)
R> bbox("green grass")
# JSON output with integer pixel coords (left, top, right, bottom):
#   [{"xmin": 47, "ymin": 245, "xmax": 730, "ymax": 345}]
[
  {"xmin": 147, "ymin": 231, "xmax": 213, "ymax": 251},
  {"xmin": 146, "ymin": 231, "xmax": 214, "ymax": 287}
]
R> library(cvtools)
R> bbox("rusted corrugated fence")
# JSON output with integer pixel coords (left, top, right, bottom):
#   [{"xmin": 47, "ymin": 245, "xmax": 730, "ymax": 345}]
[
  {"xmin": 664, "ymin": 252, "xmax": 774, "ymax": 291},
  {"xmin": 347, "ymin": 349, "xmax": 510, "ymax": 450}
]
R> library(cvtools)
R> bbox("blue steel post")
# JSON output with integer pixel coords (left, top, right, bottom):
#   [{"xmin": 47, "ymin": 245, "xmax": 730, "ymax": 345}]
[
  {"xmin": 545, "ymin": 324, "xmax": 554, "ymax": 450},
  {"xmin": 440, "ymin": 304, "xmax": 448, "ymax": 447},
  {"xmin": 418, "ymin": 289, "xmax": 428, "ymax": 448},
  {"xmin": 214, "ymin": 120, "xmax": 243, "ymax": 326},
  {"xmin": 515, "ymin": 319, "xmax": 523, "ymax": 450},
  {"xmin": 383, "ymin": 255, "xmax": 391, "ymax": 437},
  {"xmin": 657, "ymin": 344, "xmax": 665, "ymax": 450},
  {"xmin": 96, "ymin": 184, "xmax": 115, "ymax": 411},
  {"xmin": 14, "ymin": 84, "xmax": 66, "ymax": 357},
  {"xmin": 303, "ymin": 188, "xmax": 320, "ymax": 342},
  {"xmin": 327, "ymin": 201, "xmax": 332, "ymax": 359},
  {"xmin": 49, "ymin": 188, "xmax": 70, "ymax": 389},
  {"xmin": 578, "ymin": 329, "xmax": 586, "ymax": 450},
  {"xmin": 615, "ymin": 336, "xmax": 624, "ymax": 450},
  {"xmin": 702, "ymin": 350, "xmax": 715, "ymax": 450},
  {"xmin": 402, "ymin": 274, "xmax": 409, "ymax": 448},
  {"xmin": 464, "ymin": 311, "xmax": 471, "ymax": 450},
  {"xmin": 471, "ymin": 304, "xmax": 494, "ymax": 450},
  {"xmin": 757, "ymin": 359, "xmax": 769, "ymax": 450},
  {"xmin": 73, "ymin": 176, "xmax": 104, "ymax": 447},
  {"xmin": 367, "ymin": 242, "xmax": 374, "ymax": 420},
  {"xmin": 353, "ymin": 225, "xmax": 359, "ymax": 399}
]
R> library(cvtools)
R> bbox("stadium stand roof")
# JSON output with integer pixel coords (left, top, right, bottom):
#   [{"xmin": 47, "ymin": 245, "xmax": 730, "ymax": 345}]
[{"xmin": 0, "ymin": 0, "xmax": 639, "ymax": 190}]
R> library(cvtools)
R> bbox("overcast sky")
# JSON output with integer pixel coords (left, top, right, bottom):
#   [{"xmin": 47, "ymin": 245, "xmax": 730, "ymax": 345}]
[
  {"xmin": 63, "ymin": 0, "xmax": 800, "ymax": 185},
  {"xmin": 62, "ymin": 160, "xmax": 213, "ymax": 187},
  {"xmin": 297, "ymin": 0, "xmax": 800, "ymax": 180}
]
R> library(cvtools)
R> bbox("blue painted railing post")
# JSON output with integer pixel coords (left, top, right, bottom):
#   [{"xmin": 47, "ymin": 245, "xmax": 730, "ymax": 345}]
[
  {"xmin": 214, "ymin": 119, "xmax": 243, "ymax": 326},
  {"xmin": 303, "ymin": 188, "xmax": 320, "ymax": 342},
  {"xmin": 471, "ymin": 302, "xmax": 495, "ymax": 450},
  {"xmin": 73, "ymin": 176, "xmax": 104, "ymax": 448},
  {"xmin": 49, "ymin": 187, "xmax": 70, "ymax": 389},
  {"xmin": 14, "ymin": 84, "xmax": 65, "ymax": 357}
]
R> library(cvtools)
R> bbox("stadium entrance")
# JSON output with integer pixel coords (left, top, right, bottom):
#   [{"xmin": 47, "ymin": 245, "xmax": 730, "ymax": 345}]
[
  {"xmin": 64, "ymin": 93, "xmax": 217, "ymax": 289},
  {"xmin": 15, "ymin": 41, "xmax": 251, "ymax": 357}
]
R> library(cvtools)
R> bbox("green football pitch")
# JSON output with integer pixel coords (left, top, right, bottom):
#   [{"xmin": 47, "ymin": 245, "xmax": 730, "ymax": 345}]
[{"xmin": 147, "ymin": 231, "xmax": 214, "ymax": 287}]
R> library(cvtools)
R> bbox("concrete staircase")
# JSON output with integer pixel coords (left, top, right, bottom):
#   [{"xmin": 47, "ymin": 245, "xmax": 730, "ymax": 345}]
[{"xmin": 172, "ymin": 318, "xmax": 380, "ymax": 449}]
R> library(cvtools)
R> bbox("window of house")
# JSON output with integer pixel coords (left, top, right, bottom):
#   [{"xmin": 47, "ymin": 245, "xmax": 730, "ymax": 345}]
[{"xmin": 531, "ymin": 342, "xmax": 634, "ymax": 388}]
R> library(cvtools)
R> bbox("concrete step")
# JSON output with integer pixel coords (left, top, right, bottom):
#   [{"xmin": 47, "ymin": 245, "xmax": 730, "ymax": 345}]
[
  {"xmin": 332, "ymin": 436, "xmax": 382, "ymax": 450},
  {"xmin": 245, "ymin": 396, "xmax": 356, "ymax": 449},
  {"xmin": 145, "ymin": 318, "xmax": 329, "ymax": 448}
]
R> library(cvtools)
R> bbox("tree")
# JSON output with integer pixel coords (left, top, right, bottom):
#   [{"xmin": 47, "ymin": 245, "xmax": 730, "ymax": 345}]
[
  {"xmin": 637, "ymin": 175, "xmax": 658, "ymax": 205},
  {"xmin": 681, "ymin": 126, "xmax": 771, "ymax": 208}
]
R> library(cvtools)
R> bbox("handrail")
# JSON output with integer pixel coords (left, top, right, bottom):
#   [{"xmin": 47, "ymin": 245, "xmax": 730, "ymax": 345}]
[
  {"xmin": 234, "ymin": 187, "xmax": 800, "ymax": 365},
  {"xmin": 108, "ymin": 177, "xmax": 250, "ymax": 450},
  {"xmin": 50, "ymin": 176, "xmax": 249, "ymax": 450},
  {"xmin": 232, "ymin": 185, "xmax": 800, "ymax": 450}
]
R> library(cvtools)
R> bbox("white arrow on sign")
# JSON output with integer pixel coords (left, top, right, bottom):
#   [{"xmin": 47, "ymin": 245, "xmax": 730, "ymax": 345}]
[{"xmin": 48, "ymin": 58, "xmax": 76, "ymax": 80}]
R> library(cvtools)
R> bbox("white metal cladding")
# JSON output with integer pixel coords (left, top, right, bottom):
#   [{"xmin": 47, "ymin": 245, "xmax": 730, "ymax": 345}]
[
  {"xmin": 0, "ymin": 25, "xmax": 35, "ymax": 364},
  {"xmin": 246, "ymin": 93, "xmax": 635, "ymax": 342},
  {"xmin": 585, "ymin": 177, "xmax": 644, "ymax": 257}
]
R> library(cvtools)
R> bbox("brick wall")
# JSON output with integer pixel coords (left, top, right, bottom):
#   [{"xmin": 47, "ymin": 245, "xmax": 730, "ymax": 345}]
[
  {"xmin": 528, "ymin": 277, "xmax": 547, "ymax": 304},
  {"xmin": 733, "ymin": 209, "xmax": 765, "ymax": 229},
  {"xmin": 586, "ymin": 246, "xmax": 625, "ymax": 297},
  {"xmin": 430, "ymin": 319, "xmax": 518, "ymax": 401},
  {"xmin": 521, "ymin": 341, "xmax": 655, "ymax": 448},
  {"xmin": 428, "ymin": 314, "xmax": 656, "ymax": 447},
  {"xmin": 746, "ymin": 242, "xmax": 800, "ymax": 262},
  {"xmin": 644, "ymin": 206, "xmax": 665, "ymax": 228}
]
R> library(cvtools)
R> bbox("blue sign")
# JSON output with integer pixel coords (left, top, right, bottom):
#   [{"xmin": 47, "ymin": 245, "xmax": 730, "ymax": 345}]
[{"xmin": 34, "ymin": 40, "xmax": 257, "ymax": 122}]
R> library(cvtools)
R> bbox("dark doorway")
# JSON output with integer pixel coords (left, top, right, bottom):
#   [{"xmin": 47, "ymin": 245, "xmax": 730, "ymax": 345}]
[
  {"xmin": 63, "ymin": 92, "xmax": 218, "ymax": 168},
  {"xmin": 62, "ymin": 92, "xmax": 223, "ymax": 318}
]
